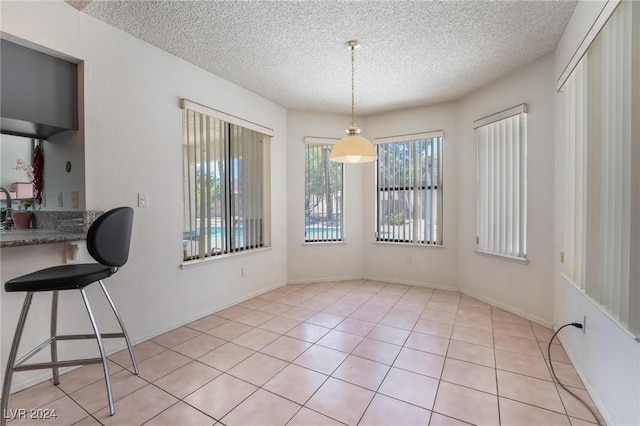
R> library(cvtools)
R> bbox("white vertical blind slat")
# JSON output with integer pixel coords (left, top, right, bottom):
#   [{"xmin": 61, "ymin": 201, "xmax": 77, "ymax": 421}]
[
  {"xmin": 478, "ymin": 128, "xmax": 487, "ymax": 250},
  {"xmin": 197, "ymin": 114, "xmax": 205, "ymax": 259},
  {"xmin": 518, "ymin": 114, "xmax": 527, "ymax": 258},
  {"xmin": 490, "ymin": 125, "xmax": 495, "ymax": 253},
  {"xmin": 619, "ymin": 4, "xmax": 632, "ymax": 322},
  {"xmin": 434, "ymin": 137, "xmax": 441, "ymax": 244},
  {"xmin": 499, "ymin": 120, "xmax": 506, "ymax": 254},
  {"xmin": 424, "ymin": 140, "xmax": 431, "ymax": 243},
  {"xmin": 506, "ymin": 119, "xmax": 514, "ymax": 256}
]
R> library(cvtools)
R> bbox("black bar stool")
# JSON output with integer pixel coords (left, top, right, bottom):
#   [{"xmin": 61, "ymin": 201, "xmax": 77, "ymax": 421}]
[{"xmin": 1, "ymin": 207, "xmax": 139, "ymax": 425}]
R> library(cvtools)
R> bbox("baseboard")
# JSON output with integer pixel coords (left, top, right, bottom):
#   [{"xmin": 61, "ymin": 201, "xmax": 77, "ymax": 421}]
[
  {"xmin": 7, "ymin": 280, "xmax": 287, "ymax": 394},
  {"xmin": 287, "ymin": 276, "xmax": 364, "ymax": 285},
  {"xmin": 459, "ymin": 288, "xmax": 553, "ymax": 328},
  {"xmin": 293, "ymin": 276, "xmax": 550, "ymax": 328},
  {"xmin": 557, "ymin": 334, "xmax": 614, "ymax": 426},
  {"xmin": 133, "ymin": 279, "xmax": 288, "ymax": 343},
  {"xmin": 289, "ymin": 276, "xmax": 459, "ymax": 292},
  {"xmin": 361, "ymin": 275, "xmax": 460, "ymax": 292}
]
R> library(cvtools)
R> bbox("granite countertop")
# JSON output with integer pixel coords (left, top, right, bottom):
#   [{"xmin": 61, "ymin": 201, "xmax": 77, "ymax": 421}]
[
  {"xmin": 0, "ymin": 229, "xmax": 85, "ymax": 248},
  {"xmin": 0, "ymin": 210, "xmax": 101, "ymax": 248}
]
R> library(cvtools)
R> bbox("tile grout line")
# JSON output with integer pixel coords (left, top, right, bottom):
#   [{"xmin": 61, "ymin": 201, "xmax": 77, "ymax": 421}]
[{"xmin": 493, "ymin": 306, "xmax": 503, "ymax": 426}]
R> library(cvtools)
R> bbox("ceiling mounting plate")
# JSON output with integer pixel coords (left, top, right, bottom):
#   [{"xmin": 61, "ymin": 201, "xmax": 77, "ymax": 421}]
[{"xmin": 345, "ymin": 40, "xmax": 361, "ymax": 50}]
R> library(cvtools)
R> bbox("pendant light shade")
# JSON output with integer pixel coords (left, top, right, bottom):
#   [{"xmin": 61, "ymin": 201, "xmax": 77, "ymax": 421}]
[
  {"xmin": 330, "ymin": 126, "xmax": 377, "ymax": 163},
  {"xmin": 330, "ymin": 40, "xmax": 377, "ymax": 164}
]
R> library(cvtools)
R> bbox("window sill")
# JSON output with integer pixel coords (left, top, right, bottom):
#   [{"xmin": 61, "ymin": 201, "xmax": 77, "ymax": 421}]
[
  {"xmin": 474, "ymin": 250, "xmax": 529, "ymax": 264},
  {"xmin": 303, "ymin": 241, "xmax": 347, "ymax": 246},
  {"xmin": 372, "ymin": 241, "xmax": 446, "ymax": 248},
  {"xmin": 180, "ymin": 246, "xmax": 272, "ymax": 269},
  {"xmin": 560, "ymin": 274, "xmax": 640, "ymax": 342}
]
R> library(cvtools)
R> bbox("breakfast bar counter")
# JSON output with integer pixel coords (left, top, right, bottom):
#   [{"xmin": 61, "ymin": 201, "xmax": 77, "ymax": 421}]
[
  {"xmin": 0, "ymin": 229, "xmax": 85, "ymax": 248},
  {"xmin": 0, "ymin": 211, "xmax": 101, "ymax": 248}
]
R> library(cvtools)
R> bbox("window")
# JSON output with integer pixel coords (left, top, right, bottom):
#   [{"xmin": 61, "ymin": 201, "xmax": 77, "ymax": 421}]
[
  {"xmin": 475, "ymin": 105, "xmax": 527, "ymax": 259},
  {"xmin": 561, "ymin": 0, "xmax": 639, "ymax": 333},
  {"xmin": 304, "ymin": 137, "xmax": 344, "ymax": 242},
  {"xmin": 375, "ymin": 132, "xmax": 443, "ymax": 245},
  {"xmin": 181, "ymin": 99, "xmax": 272, "ymax": 261}
]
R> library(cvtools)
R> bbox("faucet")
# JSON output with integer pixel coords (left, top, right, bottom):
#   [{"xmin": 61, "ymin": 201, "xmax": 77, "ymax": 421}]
[{"xmin": 0, "ymin": 186, "xmax": 13, "ymax": 229}]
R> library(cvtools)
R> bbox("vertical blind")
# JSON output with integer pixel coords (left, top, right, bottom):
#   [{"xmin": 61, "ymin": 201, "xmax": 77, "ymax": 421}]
[
  {"xmin": 304, "ymin": 137, "xmax": 344, "ymax": 242},
  {"xmin": 562, "ymin": 0, "xmax": 638, "ymax": 332},
  {"xmin": 182, "ymin": 101, "xmax": 271, "ymax": 260},
  {"xmin": 475, "ymin": 105, "xmax": 528, "ymax": 259},
  {"xmin": 375, "ymin": 132, "xmax": 443, "ymax": 245}
]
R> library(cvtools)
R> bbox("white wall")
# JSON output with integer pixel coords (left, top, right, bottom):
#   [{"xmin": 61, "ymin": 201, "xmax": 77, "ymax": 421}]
[
  {"xmin": 42, "ymin": 128, "xmax": 86, "ymax": 211},
  {"xmin": 0, "ymin": 134, "xmax": 32, "ymax": 189},
  {"xmin": 1, "ymin": 0, "xmax": 288, "ymax": 392},
  {"xmin": 0, "ymin": 130, "xmax": 86, "ymax": 210},
  {"xmin": 457, "ymin": 54, "xmax": 556, "ymax": 326},
  {"xmin": 554, "ymin": 0, "xmax": 608, "ymax": 81},
  {"xmin": 361, "ymin": 103, "xmax": 460, "ymax": 289},
  {"xmin": 553, "ymin": 1, "xmax": 640, "ymax": 425},
  {"xmin": 286, "ymin": 111, "xmax": 364, "ymax": 283}
]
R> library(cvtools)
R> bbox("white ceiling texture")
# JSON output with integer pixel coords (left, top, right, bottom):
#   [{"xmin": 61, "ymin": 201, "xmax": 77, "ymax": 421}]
[{"xmin": 69, "ymin": 0, "xmax": 578, "ymax": 115}]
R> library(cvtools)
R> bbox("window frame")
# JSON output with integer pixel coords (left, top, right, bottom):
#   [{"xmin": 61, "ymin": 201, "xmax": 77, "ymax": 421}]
[
  {"xmin": 374, "ymin": 131, "xmax": 444, "ymax": 246},
  {"xmin": 304, "ymin": 137, "xmax": 344, "ymax": 243},
  {"xmin": 181, "ymin": 99, "xmax": 272, "ymax": 264},
  {"xmin": 474, "ymin": 104, "xmax": 528, "ymax": 261}
]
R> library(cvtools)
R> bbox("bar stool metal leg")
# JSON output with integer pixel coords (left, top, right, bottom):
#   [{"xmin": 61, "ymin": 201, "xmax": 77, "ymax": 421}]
[
  {"xmin": 1, "ymin": 293, "xmax": 34, "ymax": 426},
  {"xmin": 50, "ymin": 291, "xmax": 60, "ymax": 385},
  {"xmin": 79, "ymin": 289, "xmax": 115, "ymax": 416},
  {"xmin": 98, "ymin": 281, "xmax": 139, "ymax": 375}
]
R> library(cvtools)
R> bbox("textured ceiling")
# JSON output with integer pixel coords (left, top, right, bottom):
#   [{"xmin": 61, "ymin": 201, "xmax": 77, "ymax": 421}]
[{"xmin": 71, "ymin": 0, "xmax": 577, "ymax": 115}]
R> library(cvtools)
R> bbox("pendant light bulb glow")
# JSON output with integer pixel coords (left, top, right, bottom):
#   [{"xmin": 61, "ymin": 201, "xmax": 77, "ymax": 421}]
[{"xmin": 330, "ymin": 40, "xmax": 377, "ymax": 164}]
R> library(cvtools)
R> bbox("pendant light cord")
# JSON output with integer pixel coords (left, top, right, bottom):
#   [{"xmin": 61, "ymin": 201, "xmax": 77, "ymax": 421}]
[{"xmin": 350, "ymin": 45, "xmax": 356, "ymax": 128}]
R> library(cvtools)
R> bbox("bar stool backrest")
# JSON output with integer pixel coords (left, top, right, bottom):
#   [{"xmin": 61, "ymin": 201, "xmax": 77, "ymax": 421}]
[{"xmin": 87, "ymin": 207, "xmax": 134, "ymax": 267}]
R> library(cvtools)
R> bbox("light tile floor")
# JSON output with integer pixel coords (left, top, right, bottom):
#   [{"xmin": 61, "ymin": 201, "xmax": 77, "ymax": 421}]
[{"xmin": 3, "ymin": 281, "xmax": 605, "ymax": 425}]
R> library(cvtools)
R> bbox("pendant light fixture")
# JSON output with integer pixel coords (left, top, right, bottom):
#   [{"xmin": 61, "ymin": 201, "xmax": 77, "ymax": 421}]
[{"xmin": 330, "ymin": 40, "xmax": 377, "ymax": 164}]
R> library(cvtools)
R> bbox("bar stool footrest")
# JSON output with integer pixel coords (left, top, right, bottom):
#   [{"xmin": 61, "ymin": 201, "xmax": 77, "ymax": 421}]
[
  {"xmin": 13, "ymin": 358, "xmax": 103, "ymax": 372},
  {"xmin": 14, "ymin": 333, "xmax": 125, "ymax": 368}
]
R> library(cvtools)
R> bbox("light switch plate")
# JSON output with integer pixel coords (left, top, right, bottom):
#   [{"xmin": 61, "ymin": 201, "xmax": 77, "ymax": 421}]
[{"xmin": 138, "ymin": 192, "xmax": 148, "ymax": 208}]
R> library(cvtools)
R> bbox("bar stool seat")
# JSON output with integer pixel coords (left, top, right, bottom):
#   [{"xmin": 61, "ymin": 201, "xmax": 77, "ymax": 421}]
[
  {"xmin": 1, "ymin": 207, "xmax": 139, "ymax": 426},
  {"xmin": 5, "ymin": 264, "xmax": 115, "ymax": 292}
]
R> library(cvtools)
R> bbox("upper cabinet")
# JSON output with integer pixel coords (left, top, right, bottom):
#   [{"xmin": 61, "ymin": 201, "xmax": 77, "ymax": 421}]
[{"xmin": 1, "ymin": 39, "xmax": 78, "ymax": 140}]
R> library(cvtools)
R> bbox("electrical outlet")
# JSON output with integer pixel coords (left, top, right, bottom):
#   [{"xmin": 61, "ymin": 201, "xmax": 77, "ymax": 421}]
[
  {"xmin": 57, "ymin": 192, "xmax": 63, "ymax": 207},
  {"xmin": 241, "ymin": 266, "xmax": 247, "ymax": 277},
  {"xmin": 403, "ymin": 256, "xmax": 412, "ymax": 265},
  {"xmin": 583, "ymin": 315, "xmax": 586, "ymax": 334},
  {"xmin": 138, "ymin": 192, "xmax": 148, "ymax": 208},
  {"xmin": 41, "ymin": 193, "xmax": 46, "ymax": 207},
  {"xmin": 71, "ymin": 191, "xmax": 79, "ymax": 209}
]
